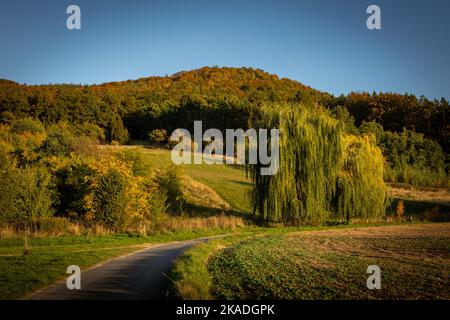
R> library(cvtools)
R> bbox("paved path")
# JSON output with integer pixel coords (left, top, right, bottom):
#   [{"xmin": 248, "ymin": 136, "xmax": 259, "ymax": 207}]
[{"xmin": 30, "ymin": 236, "xmax": 224, "ymax": 300}]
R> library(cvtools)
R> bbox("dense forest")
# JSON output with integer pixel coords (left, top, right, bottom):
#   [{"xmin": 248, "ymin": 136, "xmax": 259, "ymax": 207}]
[
  {"xmin": 0, "ymin": 67, "xmax": 447, "ymax": 148},
  {"xmin": 1, "ymin": 67, "xmax": 447, "ymax": 187}
]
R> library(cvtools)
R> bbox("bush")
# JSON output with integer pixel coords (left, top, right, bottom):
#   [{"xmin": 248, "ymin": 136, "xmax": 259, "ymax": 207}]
[
  {"xmin": 84, "ymin": 157, "xmax": 151, "ymax": 230},
  {"xmin": 119, "ymin": 149, "xmax": 152, "ymax": 177},
  {"xmin": 148, "ymin": 129, "xmax": 168, "ymax": 146},
  {"xmin": 41, "ymin": 122, "xmax": 74, "ymax": 156},
  {"xmin": 52, "ymin": 156, "xmax": 95, "ymax": 219},
  {"xmin": 155, "ymin": 165, "xmax": 185, "ymax": 213},
  {"xmin": 33, "ymin": 217, "xmax": 72, "ymax": 236},
  {"xmin": 359, "ymin": 121, "xmax": 448, "ymax": 188},
  {"xmin": 0, "ymin": 163, "xmax": 54, "ymax": 230},
  {"xmin": 72, "ymin": 122, "xmax": 105, "ymax": 142},
  {"xmin": 10, "ymin": 117, "xmax": 45, "ymax": 135},
  {"xmin": 88, "ymin": 168, "xmax": 128, "ymax": 230}
]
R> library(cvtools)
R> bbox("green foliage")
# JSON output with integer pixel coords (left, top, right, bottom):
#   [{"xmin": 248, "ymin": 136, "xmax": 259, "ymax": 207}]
[
  {"xmin": 331, "ymin": 105, "xmax": 359, "ymax": 135},
  {"xmin": 10, "ymin": 117, "xmax": 45, "ymax": 135},
  {"xmin": 155, "ymin": 165, "xmax": 185, "ymax": 213},
  {"xmin": 326, "ymin": 92, "xmax": 449, "ymax": 153},
  {"xmin": 359, "ymin": 120, "xmax": 384, "ymax": 138},
  {"xmin": 250, "ymin": 105, "xmax": 342, "ymax": 224},
  {"xmin": 248, "ymin": 104, "xmax": 387, "ymax": 225},
  {"xmin": 119, "ymin": 149, "xmax": 152, "ymax": 177},
  {"xmin": 359, "ymin": 121, "xmax": 448, "ymax": 187},
  {"xmin": 53, "ymin": 157, "xmax": 95, "ymax": 219},
  {"xmin": 88, "ymin": 168, "xmax": 128, "ymax": 230},
  {"xmin": 335, "ymin": 135, "xmax": 389, "ymax": 221},
  {"xmin": 148, "ymin": 129, "xmax": 168, "ymax": 146},
  {"xmin": 107, "ymin": 115, "xmax": 129, "ymax": 144},
  {"xmin": 0, "ymin": 160, "xmax": 54, "ymax": 229},
  {"xmin": 72, "ymin": 122, "xmax": 105, "ymax": 142},
  {"xmin": 40, "ymin": 122, "xmax": 74, "ymax": 157}
]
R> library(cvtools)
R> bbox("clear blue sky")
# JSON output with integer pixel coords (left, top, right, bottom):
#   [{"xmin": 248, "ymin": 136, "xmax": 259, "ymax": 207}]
[{"xmin": 0, "ymin": 0, "xmax": 449, "ymax": 99}]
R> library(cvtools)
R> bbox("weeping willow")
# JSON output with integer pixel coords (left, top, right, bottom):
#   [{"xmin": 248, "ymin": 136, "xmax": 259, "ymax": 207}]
[
  {"xmin": 248, "ymin": 104, "xmax": 388, "ymax": 225},
  {"xmin": 334, "ymin": 134, "xmax": 389, "ymax": 222}
]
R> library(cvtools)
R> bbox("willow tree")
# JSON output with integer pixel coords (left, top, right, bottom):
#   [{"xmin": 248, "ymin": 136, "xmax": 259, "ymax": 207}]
[
  {"xmin": 248, "ymin": 105, "xmax": 342, "ymax": 224},
  {"xmin": 248, "ymin": 104, "xmax": 388, "ymax": 225},
  {"xmin": 334, "ymin": 134, "xmax": 389, "ymax": 222}
]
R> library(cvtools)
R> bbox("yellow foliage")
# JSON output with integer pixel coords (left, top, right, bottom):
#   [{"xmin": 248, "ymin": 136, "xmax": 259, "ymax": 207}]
[{"xmin": 84, "ymin": 156, "xmax": 153, "ymax": 228}]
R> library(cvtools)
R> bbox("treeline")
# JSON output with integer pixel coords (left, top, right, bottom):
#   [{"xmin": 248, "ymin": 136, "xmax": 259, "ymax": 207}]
[
  {"xmin": 331, "ymin": 106, "xmax": 448, "ymax": 187},
  {"xmin": 325, "ymin": 92, "xmax": 449, "ymax": 153},
  {"xmin": 0, "ymin": 117, "xmax": 185, "ymax": 233},
  {"xmin": 0, "ymin": 67, "xmax": 448, "ymax": 187},
  {"xmin": 0, "ymin": 67, "xmax": 321, "ymax": 142}
]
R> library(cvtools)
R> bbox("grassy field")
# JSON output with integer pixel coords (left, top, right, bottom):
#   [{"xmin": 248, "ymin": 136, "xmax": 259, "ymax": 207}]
[{"xmin": 202, "ymin": 223, "xmax": 450, "ymax": 300}]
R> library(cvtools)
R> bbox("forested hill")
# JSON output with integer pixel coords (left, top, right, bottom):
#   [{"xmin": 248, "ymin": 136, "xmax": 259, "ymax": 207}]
[{"xmin": 0, "ymin": 66, "xmax": 448, "ymax": 152}]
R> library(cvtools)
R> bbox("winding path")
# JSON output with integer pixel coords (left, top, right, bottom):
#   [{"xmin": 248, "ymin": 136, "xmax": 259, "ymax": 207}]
[{"xmin": 30, "ymin": 236, "xmax": 224, "ymax": 300}]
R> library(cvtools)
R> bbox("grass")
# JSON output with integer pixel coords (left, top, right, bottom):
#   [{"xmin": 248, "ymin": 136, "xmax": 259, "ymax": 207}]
[
  {"xmin": 206, "ymin": 223, "xmax": 450, "ymax": 300},
  {"xmin": 122, "ymin": 147, "xmax": 253, "ymax": 213},
  {"xmin": 166, "ymin": 235, "xmax": 246, "ymax": 300},
  {"xmin": 0, "ymin": 226, "xmax": 247, "ymax": 300}
]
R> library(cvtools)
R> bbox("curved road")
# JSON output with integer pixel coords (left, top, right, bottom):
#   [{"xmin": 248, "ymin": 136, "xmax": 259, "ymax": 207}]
[{"xmin": 30, "ymin": 236, "xmax": 225, "ymax": 300}]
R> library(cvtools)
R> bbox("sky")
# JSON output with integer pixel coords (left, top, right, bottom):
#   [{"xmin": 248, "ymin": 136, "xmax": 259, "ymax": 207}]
[{"xmin": 0, "ymin": 0, "xmax": 449, "ymax": 99}]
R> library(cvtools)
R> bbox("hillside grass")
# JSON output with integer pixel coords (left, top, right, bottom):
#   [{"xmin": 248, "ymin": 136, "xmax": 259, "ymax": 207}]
[{"xmin": 131, "ymin": 147, "xmax": 253, "ymax": 213}]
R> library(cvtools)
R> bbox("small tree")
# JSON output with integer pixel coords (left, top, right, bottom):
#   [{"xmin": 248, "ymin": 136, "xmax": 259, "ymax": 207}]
[
  {"xmin": 87, "ymin": 168, "xmax": 128, "ymax": 230},
  {"xmin": 396, "ymin": 200, "xmax": 404, "ymax": 220},
  {"xmin": 155, "ymin": 165, "xmax": 184, "ymax": 213},
  {"xmin": 148, "ymin": 129, "xmax": 168, "ymax": 146}
]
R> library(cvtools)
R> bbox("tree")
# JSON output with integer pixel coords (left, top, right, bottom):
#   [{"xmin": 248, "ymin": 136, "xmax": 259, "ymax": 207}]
[{"xmin": 248, "ymin": 104, "xmax": 388, "ymax": 225}]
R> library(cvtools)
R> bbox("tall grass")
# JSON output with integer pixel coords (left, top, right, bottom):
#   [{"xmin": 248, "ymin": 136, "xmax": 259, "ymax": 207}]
[{"xmin": 0, "ymin": 214, "xmax": 246, "ymax": 239}]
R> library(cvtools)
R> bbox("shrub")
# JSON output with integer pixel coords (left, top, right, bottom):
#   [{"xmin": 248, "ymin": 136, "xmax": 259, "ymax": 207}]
[
  {"xmin": 119, "ymin": 149, "xmax": 152, "ymax": 177},
  {"xmin": 40, "ymin": 122, "xmax": 74, "ymax": 156},
  {"xmin": 72, "ymin": 122, "xmax": 105, "ymax": 142},
  {"xmin": 0, "ymin": 164, "xmax": 54, "ymax": 230},
  {"xmin": 148, "ymin": 129, "xmax": 168, "ymax": 146},
  {"xmin": 11, "ymin": 131, "xmax": 46, "ymax": 165},
  {"xmin": 52, "ymin": 156, "xmax": 95, "ymax": 219},
  {"xmin": 84, "ymin": 158, "xmax": 150, "ymax": 230},
  {"xmin": 359, "ymin": 122, "xmax": 448, "ymax": 188},
  {"xmin": 87, "ymin": 168, "xmax": 128, "ymax": 230},
  {"xmin": 155, "ymin": 165, "xmax": 185, "ymax": 213},
  {"xmin": 70, "ymin": 136, "xmax": 99, "ymax": 157},
  {"xmin": 10, "ymin": 117, "xmax": 45, "ymax": 135},
  {"xmin": 33, "ymin": 217, "xmax": 72, "ymax": 236}
]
